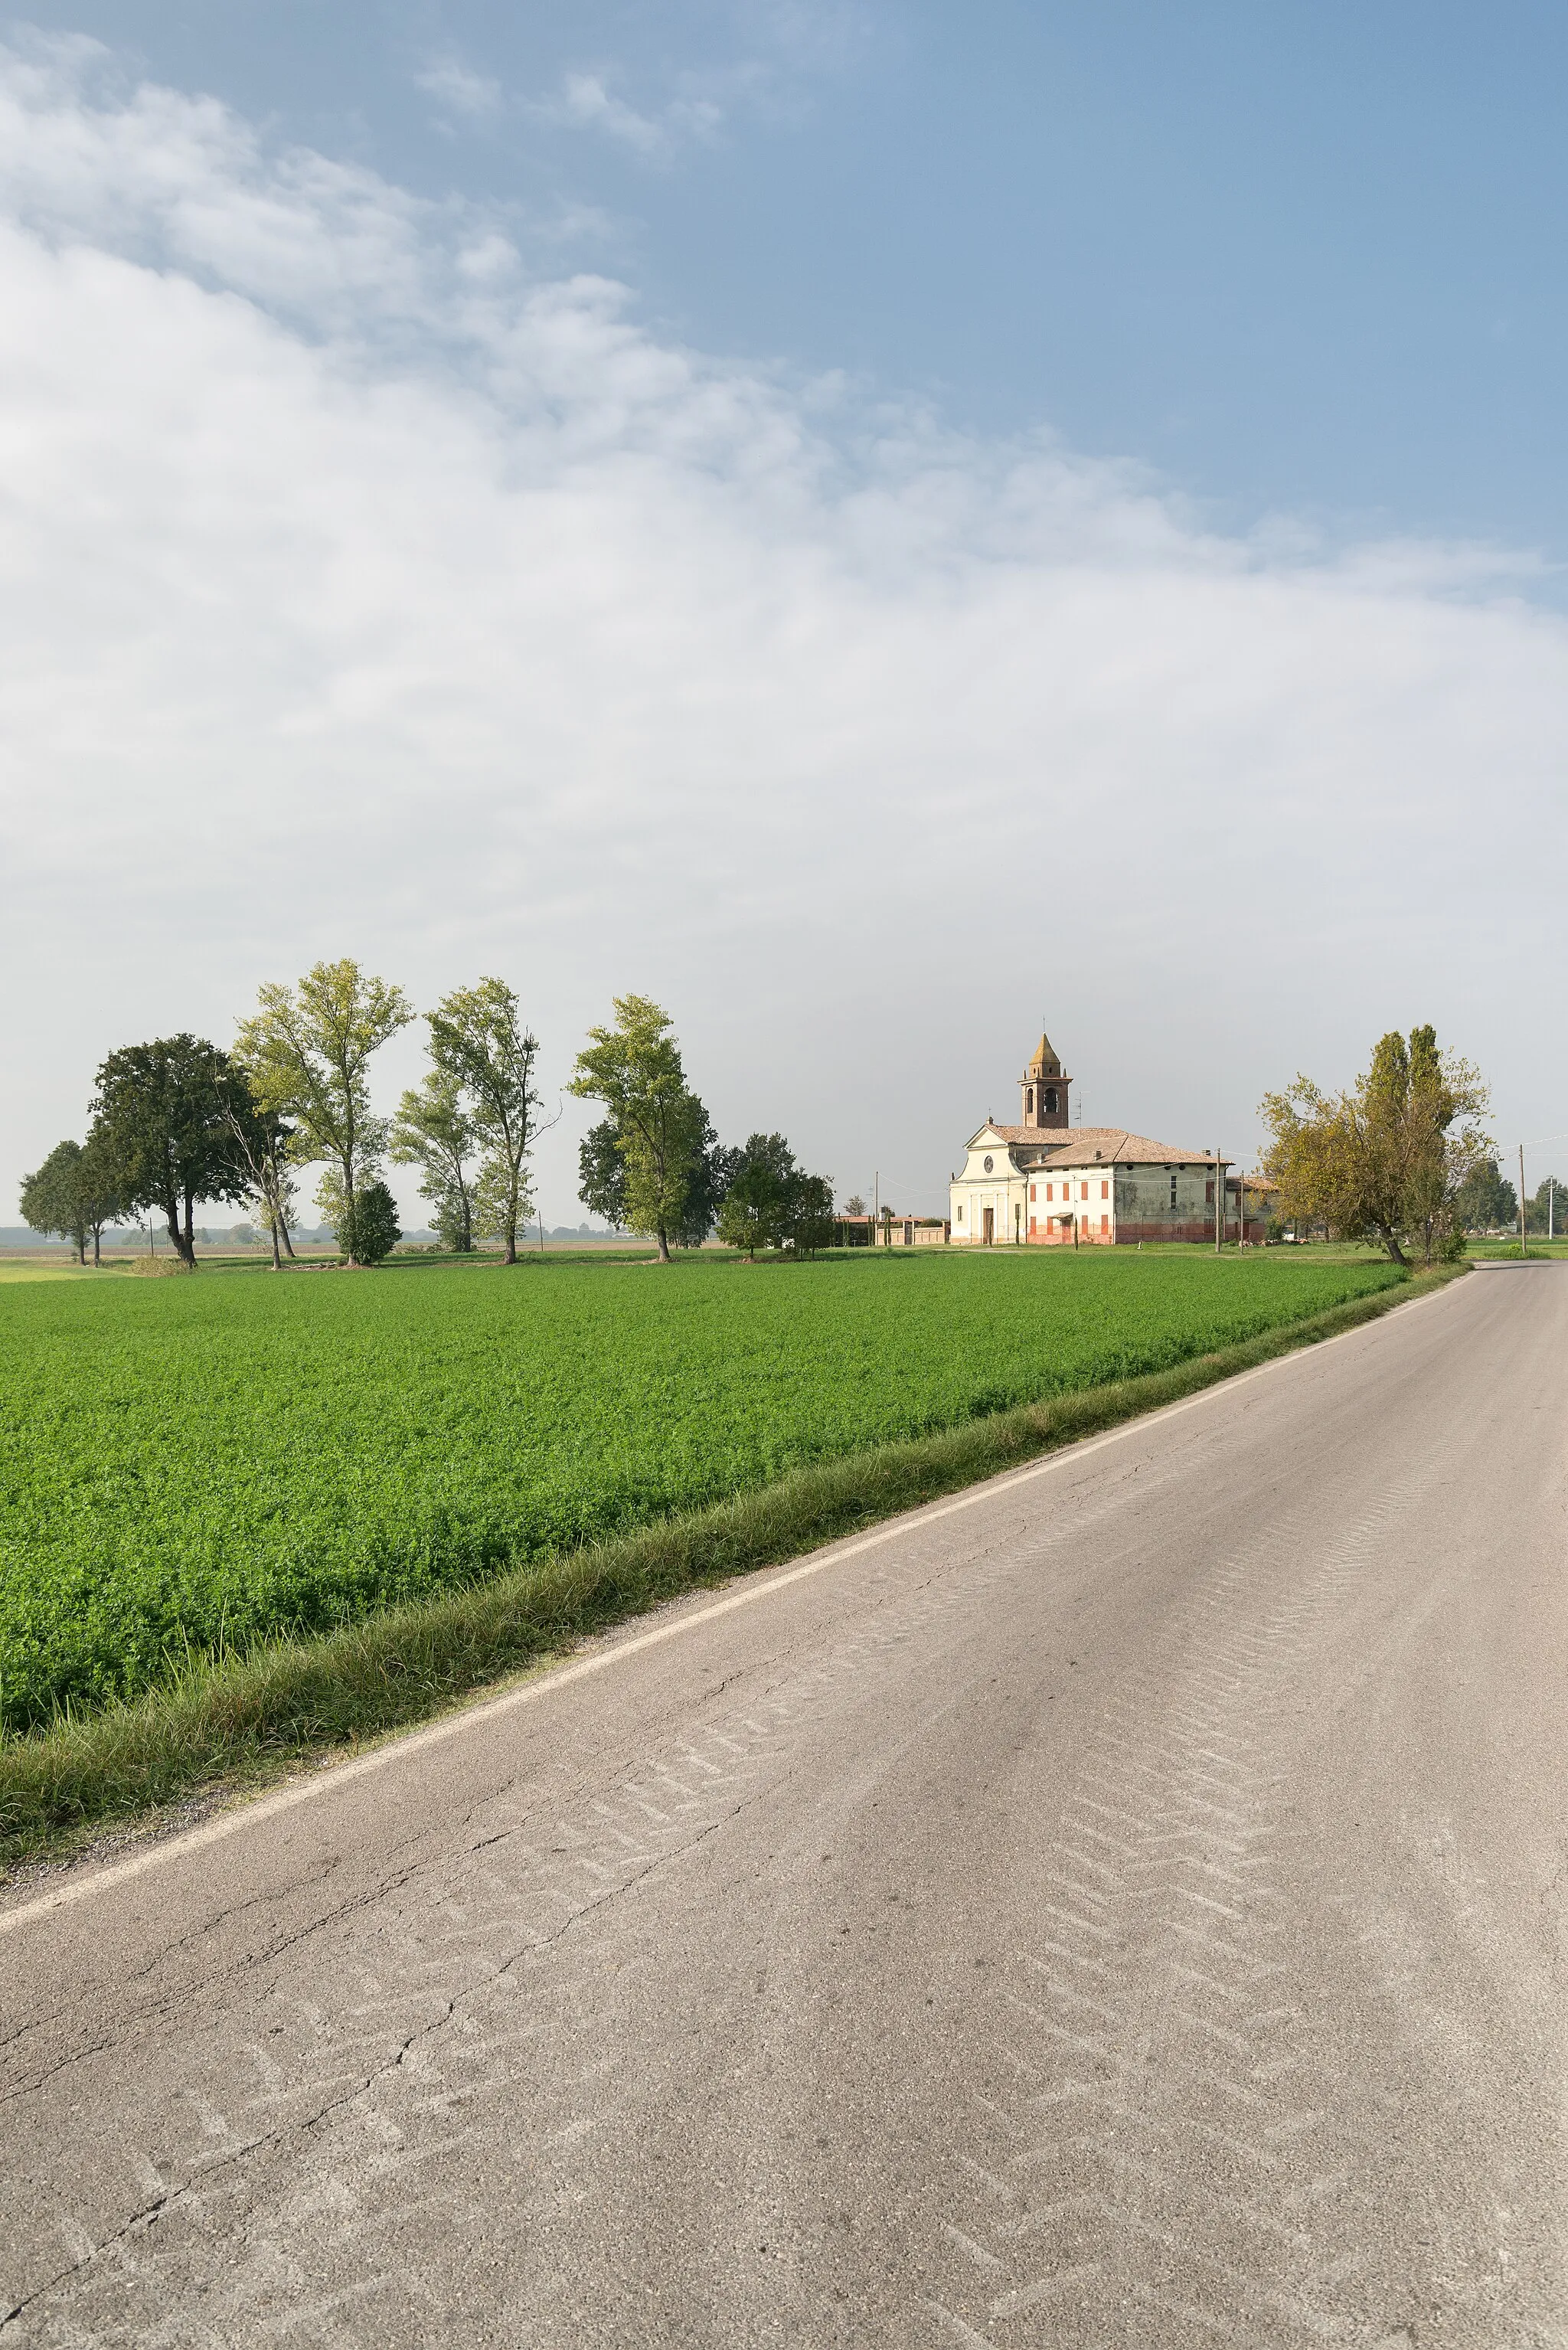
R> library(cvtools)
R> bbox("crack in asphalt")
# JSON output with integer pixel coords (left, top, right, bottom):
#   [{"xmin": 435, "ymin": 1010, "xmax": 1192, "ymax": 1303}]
[{"xmin": 0, "ymin": 1802, "xmax": 736, "ymax": 2332}]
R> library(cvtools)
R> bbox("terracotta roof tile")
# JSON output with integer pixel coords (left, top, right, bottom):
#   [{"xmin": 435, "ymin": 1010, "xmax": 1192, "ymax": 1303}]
[{"xmin": 968, "ymin": 1126, "xmax": 1219, "ymax": 1165}]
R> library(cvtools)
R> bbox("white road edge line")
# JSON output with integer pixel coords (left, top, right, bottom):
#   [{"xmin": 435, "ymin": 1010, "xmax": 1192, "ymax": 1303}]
[{"xmin": 0, "ymin": 1276, "xmax": 1464, "ymax": 1938}]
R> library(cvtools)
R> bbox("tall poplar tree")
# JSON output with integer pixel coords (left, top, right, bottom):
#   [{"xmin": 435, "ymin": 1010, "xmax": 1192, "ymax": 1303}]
[
  {"xmin": 236, "ymin": 960, "xmax": 413, "ymax": 1267},
  {"xmin": 1260, "ymin": 1025, "xmax": 1490, "ymax": 1267},
  {"xmin": 426, "ymin": 979, "xmax": 552, "ymax": 1265},
  {"xmin": 391, "ymin": 1069, "xmax": 478, "ymax": 1253}
]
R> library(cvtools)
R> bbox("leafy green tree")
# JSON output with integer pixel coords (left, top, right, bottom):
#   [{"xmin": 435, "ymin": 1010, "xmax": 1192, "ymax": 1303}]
[
  {"xmin": 716, "ymin": 1135, "xmax": 835, "ymax": 1258},
  {"xmin": 340, "ymin": 1179, "xmax": 401, "ymax": 1266},
  {"xmin": 782, "ymin": 1172, "xmax": 836, "ymax": 1257},
  {"xmin": 717, "ymin": 1133, "xmax": 795, "ymax": 1258},
  {"xmin": 580, "ymin": 1103, "xmax": 732, "ymax": 1244},
  {"xmin": 90, "ymin": 1036, "xmax": 259, "ymax": 1267},
  {"xmin": 77, "ymin": 1127, "xmax": 136, "ymax": 1266},
  {"xmin": 21, "ymin": 1140, "xmax": 90, "ymax": 1261},
  {"xmin": 1526, "ymin": 1176, "xmax": 1566, "ymax": 1236},
  {"xmin": 567, "ymin": 996, "xmax": 704, "ymax": 1264},
  {"xmin": 1260, "ymin": 1025, "xmax": 1491, "ymax": 1267},
  {"xmin": 426, "ymin": 979, "xmax": 551, "ymax": 1265},
  {"xmin": 577, "ymin": 1116, "xmax": 627, "ymax": 1231},
  {"xmin": 677, "ymin": 1110, "xmax": 740, "ymax": 1247},
  {"xmin": 391, "ymin": 1070, "xmax": 476, "ymax": 1253},
  {"xmin": 1454, "ymin": 1157, "xmax": 1517, "ymax": 1234},
  {"xmin": 236, "ymin": 960, "xmax": 412, "ymax": 1267}
]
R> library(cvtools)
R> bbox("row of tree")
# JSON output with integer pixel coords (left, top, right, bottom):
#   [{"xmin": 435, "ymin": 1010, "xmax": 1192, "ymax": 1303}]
[
  {"xmin": 1259, "ymin": 1024, "xmax": 1494, "ymax": 1264},
  {"xmin": 1450, "ymin": 1159, "xmax": 1565, "ymax": 1236},
  {"xmin": 21, "ymin": 969, "xmax": 836, "ymax": 1270}
]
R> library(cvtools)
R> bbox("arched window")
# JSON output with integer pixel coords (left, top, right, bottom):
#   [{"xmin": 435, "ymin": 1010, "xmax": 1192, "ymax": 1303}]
[{"xmin": 1044, "ymin": 1087, "xmax": 1058, "ymax": 1113}]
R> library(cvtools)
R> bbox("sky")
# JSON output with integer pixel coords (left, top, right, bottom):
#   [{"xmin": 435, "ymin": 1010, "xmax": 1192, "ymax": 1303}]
[{"xmin": 2, "ymin": 2, "xmax": 1566, "ymax": 1225}]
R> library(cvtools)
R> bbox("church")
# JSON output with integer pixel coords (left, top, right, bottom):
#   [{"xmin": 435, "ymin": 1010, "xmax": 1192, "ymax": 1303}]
[{"xmin": 949, "ymin": 1029, "xmax": 1256, "ymax": 1246}]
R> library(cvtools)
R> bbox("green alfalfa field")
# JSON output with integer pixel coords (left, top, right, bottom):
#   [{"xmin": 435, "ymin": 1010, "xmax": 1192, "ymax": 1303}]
[{"xmin": 0, "ymin": 1247, "xmax": 1413, "ymax": 1743}]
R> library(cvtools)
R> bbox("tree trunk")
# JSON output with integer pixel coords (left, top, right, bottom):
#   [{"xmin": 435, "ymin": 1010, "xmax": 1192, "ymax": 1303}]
[
  {"xmin": 179, "ymin": 1192, "xmax": 198, "ymax": 1268},
  {"xmin": 92, "ymin": 1225, "xmax": 101, "ymax": 1267},
  {"xmin": 655, "ymin": 1226, "xmax": 671, "ymax": 1264},
  {"xmin": 270, "ymin": 1220, "xmax": 282, "ymax": 1270},
  {"xmin": 341, "ymin": 1157, "xmax": 358, "ymax": 1266}
]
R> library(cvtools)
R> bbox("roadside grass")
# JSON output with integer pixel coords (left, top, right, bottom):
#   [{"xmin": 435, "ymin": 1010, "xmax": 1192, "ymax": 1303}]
[
  {"xmin": 1465, "ymin": 1239, "xmax": 1568, "ymax": 1260},
  {"xmin": 0, "ymin": 1260, "xmax": 1464, "ymax": 1874}
]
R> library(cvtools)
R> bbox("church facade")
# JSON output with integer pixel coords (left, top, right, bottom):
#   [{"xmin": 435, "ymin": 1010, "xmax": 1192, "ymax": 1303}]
[{"xmin": 949, "ymin": 1030, "xmax": 1259, "ymax": 1246}]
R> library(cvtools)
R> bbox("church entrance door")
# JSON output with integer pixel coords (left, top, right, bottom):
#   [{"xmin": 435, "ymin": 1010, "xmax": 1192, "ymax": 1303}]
[{"xmin": 982, "ymin": 1206, "xmax": 995, "ymax": 1244}]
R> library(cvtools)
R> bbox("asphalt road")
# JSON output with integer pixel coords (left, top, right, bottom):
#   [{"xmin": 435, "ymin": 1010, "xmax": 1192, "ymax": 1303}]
[{"xmin": 2, "ymin": 1266, "xmax": 1565, "ymax": 2348}]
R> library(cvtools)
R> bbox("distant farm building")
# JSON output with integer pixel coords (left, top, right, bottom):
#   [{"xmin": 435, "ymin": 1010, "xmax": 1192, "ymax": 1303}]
[
  {"xmin": 949, "ymin": 1028, "xmax": 1267, "ymax": 1247},
  {"xmin": 835, "ymin": 1213, "xmax": 949, "ymax": 1248}
]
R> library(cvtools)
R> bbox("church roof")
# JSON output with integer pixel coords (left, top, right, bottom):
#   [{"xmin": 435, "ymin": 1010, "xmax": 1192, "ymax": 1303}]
[{"xmin": 969, "ymin": 1125, "xmax": 1220, "ymax": 1165}]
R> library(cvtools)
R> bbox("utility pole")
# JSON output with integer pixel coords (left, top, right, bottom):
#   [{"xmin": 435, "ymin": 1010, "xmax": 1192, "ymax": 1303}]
[
  {"xmin": 1519, "ymin": 1143, "xmax": 1527, "ymax": 1258},
  {"xmin": 873, "ymin": 1170, "xmax": 879, "ymax": 1245},
  {"xmin": 1214, "ymin": 1151, "xmax": 1222, "ymax": 1254}
]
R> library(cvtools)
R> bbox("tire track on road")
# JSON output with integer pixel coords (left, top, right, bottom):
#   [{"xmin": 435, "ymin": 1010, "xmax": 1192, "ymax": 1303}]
[{"xmin": 929, "ymin": 1471, "xmax": 1436, "ymax": 2350}]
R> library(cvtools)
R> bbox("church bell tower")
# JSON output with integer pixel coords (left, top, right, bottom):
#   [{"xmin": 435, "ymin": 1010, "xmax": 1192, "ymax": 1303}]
[{"xmin": 1020, "ymin": 1028, "xmax": 1071, "ymax": 1129}]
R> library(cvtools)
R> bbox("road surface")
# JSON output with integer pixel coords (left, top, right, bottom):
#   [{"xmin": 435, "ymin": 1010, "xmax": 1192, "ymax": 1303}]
[{"xmin": 2, "ymin": 1266, "xmax": 1564, "ymax": 2347}]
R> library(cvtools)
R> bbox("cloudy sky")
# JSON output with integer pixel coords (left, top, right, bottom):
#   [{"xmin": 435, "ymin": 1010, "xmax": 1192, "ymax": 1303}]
[{"xmin": 4, "ymin": 2, "xmax": 1566, "ymax": 1224}]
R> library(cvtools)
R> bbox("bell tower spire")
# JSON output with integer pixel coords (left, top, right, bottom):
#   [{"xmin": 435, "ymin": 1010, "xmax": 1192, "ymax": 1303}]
[{"xmin": 1020, "ymin": 1025, "xmax": 1071, "ymax": 1129}]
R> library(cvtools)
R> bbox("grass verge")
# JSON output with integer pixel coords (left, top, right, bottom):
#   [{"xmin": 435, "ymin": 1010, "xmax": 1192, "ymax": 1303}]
[{"xmin": 0, "ymin": 1263, "xmax": 1465, "ymax": 1874}]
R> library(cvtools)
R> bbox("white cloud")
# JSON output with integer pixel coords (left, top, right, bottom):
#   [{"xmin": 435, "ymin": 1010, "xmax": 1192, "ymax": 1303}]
[
  {"xmin": 541, "ymin": 70, "xmax": 725, "ymax": 161},
  {"xmin": 2, "ymin": 38, "xmax": 1565, "ymax": 1226},
  {"xmin": 413, "ymin": 54, "xmax": 504, "ymax": 125}
]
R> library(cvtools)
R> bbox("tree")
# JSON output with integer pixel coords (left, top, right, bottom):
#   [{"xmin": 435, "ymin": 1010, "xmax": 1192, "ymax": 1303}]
[
  {"xmin": 715, "ymin": 1135, "xmax": 835, "ymax": 1259},
  {"xmin": 1454, "ymin": 1157, "xmax": 1517, "ymax": 1234},
  {"xmin": 717, "ymin": 1133, "xmax": 795, "ymax": 1258},
  {"xmin": 77, "ymin": 1127, "xmax": 135, "ymax": 1266},
  {"xmin": 580, "ymin": 1101, "xmax": 732, "ymax": 1246},
  {"xmin": 843, "ymin": 1194, "xmax": 867, "ymax": 1217},
  {"xmin": 1259, "ymin": 1025, "xmax": 1491, "ymax": 1267},
  {"xmin": 236, "ymin": 961, "xmax": 413, "ymax": 1267},
  {"xmin": 567, "ymin": 996, "xmax": 704, "ymax": 1264},
  {"xmin": 1527, "ymin": 1175, "xmax": 1566, "ymax": 1237},
  {"xmin": 782, "ymin": 1172, "xmax": 836, "ymax": 1257},
  {"xmin": 677, "ymin": 1110, "xmax": 740, "ymax": 1248},
  {"xmin": 341, "ymin": 1179, "xmax": 401, "ymax": 1266},
  {"xmin": 426, "ymin": 979, "xmax": 554, "ymax": 1266},
  {"xmin": 578, "ymin": 1116, "xmax": 628, "ymax": 1231},
  {"xmin": 391, "ymin": 1070, "xmax": 477, "ymax": 1253},
  {"xmin": 90, "ymin": 1036, "xmax": 260, "ymax": 1267},
  {"xmin": 208, "ymin": 1071, "xmax": 298, "ymax": 1270},
  {"xmin": 21, "ymin": 1140, "xmax": 90, "ymax": 1262},
  {"xmin": 250, "ymin": 1136, "xmax": 300, "ymax": 1267}
]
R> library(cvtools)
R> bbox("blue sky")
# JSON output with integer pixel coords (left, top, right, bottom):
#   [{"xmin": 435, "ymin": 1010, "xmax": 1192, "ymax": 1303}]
[
  {"xmin": 2, "ymin": 4, "xmax": 1565, "ymax": 1223},
  {"xmin": 20, "ymin": 0, "xmax": 1568, "ymax": 561}
]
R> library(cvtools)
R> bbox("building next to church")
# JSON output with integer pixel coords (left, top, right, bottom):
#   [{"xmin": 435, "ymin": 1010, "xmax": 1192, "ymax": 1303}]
[{"xmin": 949, "ymin": 1028, "xmax": 1266, "ymax": 1246}]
